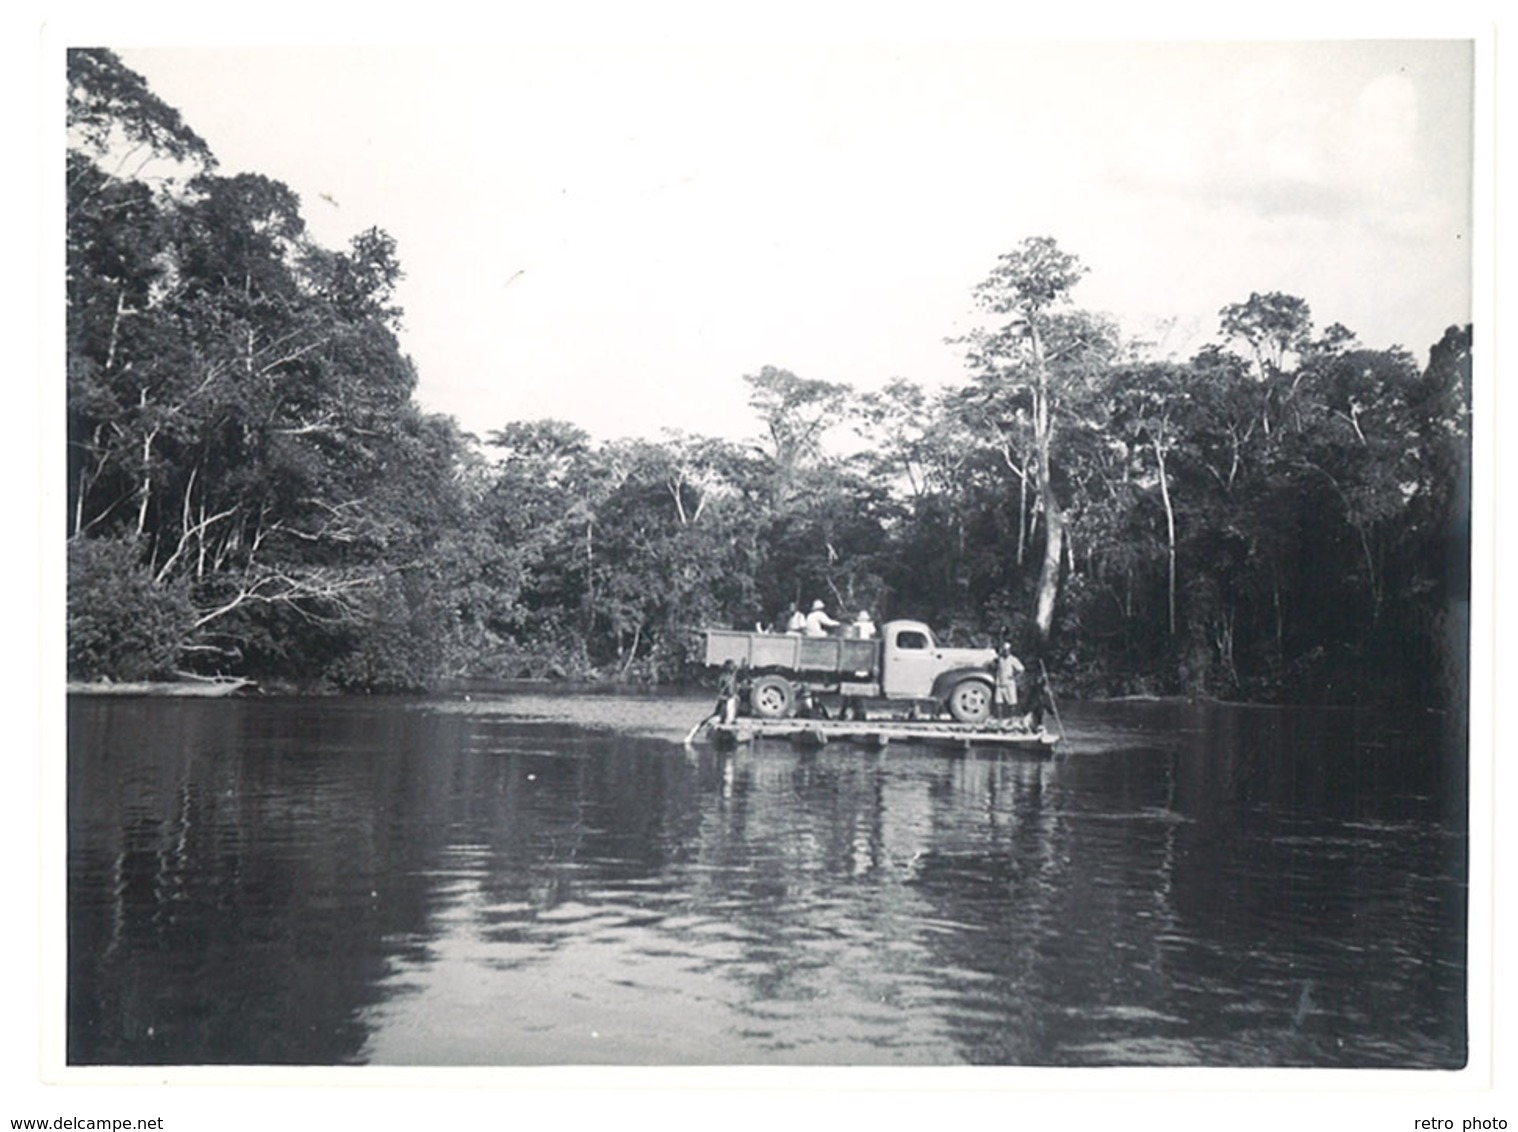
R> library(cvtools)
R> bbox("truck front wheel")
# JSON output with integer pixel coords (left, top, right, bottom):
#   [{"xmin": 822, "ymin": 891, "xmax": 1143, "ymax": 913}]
[
  {"xmin": 750, "ymin": 675, "xmax": 795, "ymax": 719},
  {"xmin": 947, "ymin": 679, "xmax": 993, "ymax": 724}
]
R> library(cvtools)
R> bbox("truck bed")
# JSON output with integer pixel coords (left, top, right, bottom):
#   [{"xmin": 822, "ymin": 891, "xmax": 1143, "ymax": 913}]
[{"xmin": 704, "ymin": 629, "xmax": 879, "ymax": 678}]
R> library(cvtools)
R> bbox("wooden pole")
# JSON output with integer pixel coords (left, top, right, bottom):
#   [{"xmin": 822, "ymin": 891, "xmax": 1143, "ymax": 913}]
[{"xmin": 1038, "ymin": 658, "xmax": 1066, "ymax": 744}]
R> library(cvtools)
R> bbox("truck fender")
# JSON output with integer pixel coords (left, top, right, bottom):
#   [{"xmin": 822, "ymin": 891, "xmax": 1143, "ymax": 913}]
[{"xmin": 930, "ymin": 667, "xmax": 994, "ymax": 703}]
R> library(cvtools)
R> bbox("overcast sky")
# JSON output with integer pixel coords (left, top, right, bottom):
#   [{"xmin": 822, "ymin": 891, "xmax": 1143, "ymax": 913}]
[{"xmin": 106, "ymin": 39, "xmax": 1473, "ymax": 444}]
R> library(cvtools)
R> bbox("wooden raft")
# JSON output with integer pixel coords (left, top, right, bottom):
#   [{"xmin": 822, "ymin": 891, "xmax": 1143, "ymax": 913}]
[{"xmin": 703, "ymin": 716, "xmax": 1060, "ymax": 752}]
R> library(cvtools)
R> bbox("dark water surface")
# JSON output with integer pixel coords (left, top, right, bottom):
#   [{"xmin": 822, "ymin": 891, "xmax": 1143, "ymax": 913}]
[{"xmin": 67, "ymin": 691, "xmax": 1467, "ymax": 1067}]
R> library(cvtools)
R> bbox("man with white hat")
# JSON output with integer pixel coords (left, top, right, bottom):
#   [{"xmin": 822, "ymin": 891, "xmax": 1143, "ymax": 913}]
[{"xmin": 803, "ymin": 599, "xmax": 841, "ymax": 638}]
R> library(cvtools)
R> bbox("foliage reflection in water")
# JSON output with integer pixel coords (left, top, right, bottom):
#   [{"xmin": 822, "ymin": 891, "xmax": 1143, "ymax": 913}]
[{"xmin": 67, "ymin": 692, "xmax": 1466, "ymax": 1067}]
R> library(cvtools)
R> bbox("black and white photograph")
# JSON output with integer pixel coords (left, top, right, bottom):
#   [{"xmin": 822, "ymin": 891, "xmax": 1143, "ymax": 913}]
[{"xmin": 13, "ymin": 7, "xmax": 1506, "ymax": 1130}]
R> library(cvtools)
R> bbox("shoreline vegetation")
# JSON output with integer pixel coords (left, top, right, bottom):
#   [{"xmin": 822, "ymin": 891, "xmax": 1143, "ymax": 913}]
[{"xmin": 65, "ymin": 51, "xmax": 1471, "ymax": 713}]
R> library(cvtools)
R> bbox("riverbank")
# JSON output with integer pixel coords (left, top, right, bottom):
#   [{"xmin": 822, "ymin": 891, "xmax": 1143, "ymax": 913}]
[{"xmin": 66, "ymin": 676, "xmax": 255, "ymax": 697}]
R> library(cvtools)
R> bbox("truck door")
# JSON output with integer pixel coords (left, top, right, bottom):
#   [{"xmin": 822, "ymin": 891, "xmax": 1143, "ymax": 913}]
[{"xmin": 881, "ymin": 625, "xmax": 939, "ymax": 699}]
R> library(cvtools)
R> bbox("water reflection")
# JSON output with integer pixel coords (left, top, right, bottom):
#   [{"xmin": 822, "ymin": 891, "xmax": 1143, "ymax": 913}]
[{"xmin": 68, "ymin": 694, "xmax": 1465, "ymax": 1067}]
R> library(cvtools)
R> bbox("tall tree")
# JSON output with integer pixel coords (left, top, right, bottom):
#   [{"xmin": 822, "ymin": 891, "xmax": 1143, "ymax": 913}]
[
  {"xmin": 1108, "ymin": 363, "xmax": 1194, "ymax": 639},
  {"xmin": 965, "ymin": 237, "xmax": 1095, "ymax": 644},
  {"xmin": 743, "ymin": 365, "xmax": 851, "ymax": 509},
  {"xmin": 1219, "ymin": 290, "xmax": 1313, "ymax": 379}
]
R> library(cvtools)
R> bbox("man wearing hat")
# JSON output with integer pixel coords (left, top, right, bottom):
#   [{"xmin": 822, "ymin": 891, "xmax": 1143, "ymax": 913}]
[
  {"xmin": 993, "ymin": 641, "xmax": 1025, "ymax": 720},
  {"xmin": 802, "ymin": 599, "xmax": 841, "ymax": 638}
]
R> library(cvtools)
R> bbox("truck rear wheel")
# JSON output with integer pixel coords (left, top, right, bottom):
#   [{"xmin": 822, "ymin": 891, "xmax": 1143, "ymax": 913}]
[
  {"xmin": 749, "ymin": 675, "xmax": 795, "ymax": 719},
  {"xmin": 947, "ymin": 679, "xmax": 992, "ymax": 724}
]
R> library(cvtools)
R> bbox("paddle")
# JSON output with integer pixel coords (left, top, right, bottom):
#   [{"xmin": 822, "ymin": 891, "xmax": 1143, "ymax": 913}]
[{"xmin": 684, "ymin": 714, "xmax": 716, "ymax": 747}]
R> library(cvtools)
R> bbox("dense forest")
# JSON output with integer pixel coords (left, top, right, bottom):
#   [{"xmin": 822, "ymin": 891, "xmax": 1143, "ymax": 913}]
[{"xmin": 65, "ymin": 49, "xmax": 1472, "ymax": 708}]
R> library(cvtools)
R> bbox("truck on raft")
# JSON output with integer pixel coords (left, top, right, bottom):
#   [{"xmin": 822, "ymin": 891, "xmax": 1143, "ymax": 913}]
[{"xmin": 704, "ymin": 619, "xmax": 1004, "ymax": 724}]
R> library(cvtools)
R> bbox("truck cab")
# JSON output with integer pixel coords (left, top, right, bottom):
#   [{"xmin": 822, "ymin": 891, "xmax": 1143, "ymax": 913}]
[{"xmin": 878, "ymin": 620, "xmax": 997, "ymax": 719}]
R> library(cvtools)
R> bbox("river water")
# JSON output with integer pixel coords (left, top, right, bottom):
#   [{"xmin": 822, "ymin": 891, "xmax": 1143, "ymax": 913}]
[{"xmin": 66, "ymin": 690, "xmax": 1467, "ymax": 1068}]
